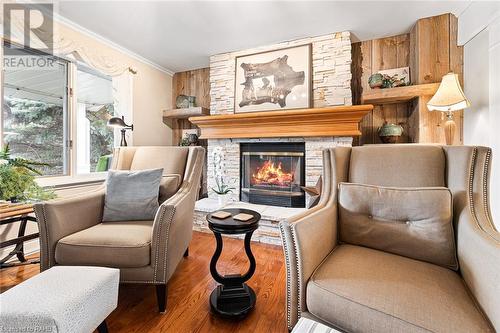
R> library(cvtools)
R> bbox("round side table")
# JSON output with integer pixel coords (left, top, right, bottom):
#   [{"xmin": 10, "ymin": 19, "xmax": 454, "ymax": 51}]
[{"xmin": 206, "ymin": 208, "xmax": 261, "ymax": 318}]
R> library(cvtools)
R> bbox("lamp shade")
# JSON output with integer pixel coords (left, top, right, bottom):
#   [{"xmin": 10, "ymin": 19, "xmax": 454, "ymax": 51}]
[
  {"xmin": 427, "ymin": 73, "xmax": 470, "ymax": 112},
  {"xmin": 107, "ymin": 116, "xmax": 132, "ymax": 129}
]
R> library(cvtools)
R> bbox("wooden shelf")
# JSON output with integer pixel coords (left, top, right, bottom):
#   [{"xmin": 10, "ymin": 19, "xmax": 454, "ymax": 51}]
[
  {"xmin": 361, "ymin": 83, "xmax": 440, "ymax": 105},
  {"xmin": 189, "ymin": 105, "xmax": 373, "ymax": 139},
  {"xmin": 163, "ymin": 107, "xmax": 209, "ymax": 119}
]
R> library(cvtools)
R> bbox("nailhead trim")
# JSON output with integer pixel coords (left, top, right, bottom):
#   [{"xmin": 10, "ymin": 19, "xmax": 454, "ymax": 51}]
[
  {"xmin": 35, "ymin": 204, "xmax": 51, "ymax": 270},
  {"xmin": 482, "ymin": 149, "xmax": 495, "ymax": 230},
  {"xmin": 162, "ymin": 206, "xmax": 176, "ymax": 282},
  {"xmin": 290, "ymin": 224, "xmax": 302, "ymax": 325},
  {"xmin": 153, "ymin": 206, "xmax": 167, "ymax": 282},
  {"xmin": 468, "ymin": 148, "xmax": 479, "ymax": 226},
  {"xmin": 279, "ymin": 223, "xmax": 293, "ymax": 330}
]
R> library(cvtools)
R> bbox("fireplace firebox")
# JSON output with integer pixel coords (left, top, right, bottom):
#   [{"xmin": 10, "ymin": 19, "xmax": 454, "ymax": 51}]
[{"xmin": 240, "ymin": 143, "xmax": 305, "ymax": 208}]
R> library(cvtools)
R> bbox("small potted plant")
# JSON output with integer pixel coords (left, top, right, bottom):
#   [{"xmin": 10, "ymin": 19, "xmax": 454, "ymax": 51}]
[
  {"xmin": 211, "ymin": 147, "xmax": 234, "ymax": 207},
  {"xmin": 0, "ymin": 144, "xmax": 56, "ymax": 202}
]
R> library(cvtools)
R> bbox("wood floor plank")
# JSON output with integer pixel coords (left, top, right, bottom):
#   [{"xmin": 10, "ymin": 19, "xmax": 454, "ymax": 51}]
[{"xmin": 0, "ymin": 231, "xmax": 287, "ymax": 333}]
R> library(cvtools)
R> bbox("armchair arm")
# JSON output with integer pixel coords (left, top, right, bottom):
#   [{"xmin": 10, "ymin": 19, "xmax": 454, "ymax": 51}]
[
  {"xmin": 456, "ymin": 207, "xmax": 500, "ymax": 331},
  {"xmin": 34, "ymin": 190, "xmax": 105, "ymax": 270},
  {"xmin": 280, "ymin": 203, "xmax": 338, "ymax": 330},
  {"xmin": 150, "ymin": 147, "xmax": 205, "ymax": 284},
  {"xmin": 279, "ymin": 147, "xmax": 351, "ymax": 330}
]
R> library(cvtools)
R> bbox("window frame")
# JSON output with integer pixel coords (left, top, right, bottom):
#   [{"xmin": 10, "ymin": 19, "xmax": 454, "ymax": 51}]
[
  {"xmin": 1, "ymin": 39, "xmax": 115, "ymax": 185},
  {"xmin": 1, "ymin": 40, "xmax": 72, "ymax": 177}
]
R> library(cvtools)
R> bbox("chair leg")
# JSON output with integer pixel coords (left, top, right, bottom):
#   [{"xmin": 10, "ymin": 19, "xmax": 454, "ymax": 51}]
[
  {"xmin": 97, "ymin": 321, "xmax": 108, "ymax": 333},
  {"xmin": 156, "ymin": 284, "xmax": 167, "ymax": 313},
  {"xmin": 183, "ymin": 247, "xmax": 189, "ymax": 257}
]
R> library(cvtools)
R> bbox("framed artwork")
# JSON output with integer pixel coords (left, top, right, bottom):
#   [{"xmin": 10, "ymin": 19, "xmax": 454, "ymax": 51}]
[
  {"xmin": 378, "ymin": 67, "xmax": 411, "ymax": 86},
  {"xmin": 234, "ymin": 44, "xmax": 311, "ymax": 113}
]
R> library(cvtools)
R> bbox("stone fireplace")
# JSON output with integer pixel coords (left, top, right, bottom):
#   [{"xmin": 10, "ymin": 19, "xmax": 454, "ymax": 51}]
[{"xmin": 193, "ymin": 31, "xmax": 355, "ymax": 244}]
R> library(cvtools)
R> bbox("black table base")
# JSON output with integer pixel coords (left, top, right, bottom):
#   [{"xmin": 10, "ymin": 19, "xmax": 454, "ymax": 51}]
[
  {"xmin": 207, "ymin": 208, "xmax": 260, "ymax": 319},
  {"xmin": 209, "ymin": 283, "xmax": 256, "ymax": 318},
  {"xmin": 0, "ymin": 215, "xmax": 39, "ymax": 269}
]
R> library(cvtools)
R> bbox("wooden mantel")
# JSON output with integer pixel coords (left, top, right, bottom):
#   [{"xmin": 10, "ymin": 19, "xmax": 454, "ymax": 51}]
[{"xmin": 189, "ymin": 105, "xmax": 373, "ymax": 139}]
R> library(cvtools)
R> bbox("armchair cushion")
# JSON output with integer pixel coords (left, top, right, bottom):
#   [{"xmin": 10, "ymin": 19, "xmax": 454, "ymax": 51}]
[
  {"xmin": 338, "ymin": 183, "xmax": 457, "ymax": 269},
  {"xmin": 159, "ymin": 174, "xmax": 182, "ymax": 203},
  {"xmin": 103, "ymin": 168, "xmax": 163, "ymax": 221},
  {"xmin": 129, "ymin": 146, "xmax": 188, "ymax": 176},
  {"xmin": 349, "ymin": 145, "xmax": 446, "ymax": 187},
  {"xmin": 55, "ymin": 221, "xmax": 153, "ymax": 268},
  {"xmin": 306, "ymin": 245, "xmax": 493, "ymax": 333}
]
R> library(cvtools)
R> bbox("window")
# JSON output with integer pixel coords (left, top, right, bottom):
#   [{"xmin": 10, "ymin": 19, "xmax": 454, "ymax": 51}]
[
  {"xmin": 1, "ymin": 42, "xmax": 117, "ymax": 179},
  {"xmin": 2, "ymin": 45, "xmax": 70, "ymax": 176},
  {"xmin": 75, "ymin": 65, "xmax": 114, "ymax": 174}
]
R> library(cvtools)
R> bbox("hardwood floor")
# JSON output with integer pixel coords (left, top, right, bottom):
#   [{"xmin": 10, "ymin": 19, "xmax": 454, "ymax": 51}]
[{"xmin": 0, "ymin": 231, "xmax": 287, "ymax": 333}]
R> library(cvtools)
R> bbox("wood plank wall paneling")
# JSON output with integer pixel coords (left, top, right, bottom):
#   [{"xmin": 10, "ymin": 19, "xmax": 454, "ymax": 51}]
[
  {"xmin": 353, "ymin": 33, "xmax": 412, "ymax": 145},
  {"xmin": 354, "ymin": 13, "xmax": 464, "ymax": 145},
  {"xmin": 409, "ymin": 13, "xmax": 464, "ymax": 145},
  {"xmin": 171, "ymin": 68, "xmax": 210, "ymax": 145}
]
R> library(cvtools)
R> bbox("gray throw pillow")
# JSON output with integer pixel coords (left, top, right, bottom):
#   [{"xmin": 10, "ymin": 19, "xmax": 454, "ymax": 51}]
[{"xmin": 102, "ymin": 168, "xmax": 163, "ymax": 222}]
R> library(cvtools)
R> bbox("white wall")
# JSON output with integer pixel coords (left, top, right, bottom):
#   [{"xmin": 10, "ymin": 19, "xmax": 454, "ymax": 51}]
[{"xmin": 461, "ymin": 2, "xmax": 500, "ymax": 228}]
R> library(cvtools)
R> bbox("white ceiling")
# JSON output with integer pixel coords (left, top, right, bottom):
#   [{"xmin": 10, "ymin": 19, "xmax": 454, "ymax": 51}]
[{"xmin": 56, "ymin": 1, "xmax": 472, "ymax": 73}]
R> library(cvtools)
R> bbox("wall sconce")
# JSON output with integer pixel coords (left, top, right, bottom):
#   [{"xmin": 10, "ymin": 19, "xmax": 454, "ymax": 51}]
[{"xmin": 107, "ymin": 116, "xmax": 134, "ymax": 146}]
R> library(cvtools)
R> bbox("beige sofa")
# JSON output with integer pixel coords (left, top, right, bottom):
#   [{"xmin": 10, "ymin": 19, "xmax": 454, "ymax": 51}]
[
  {"xmin": 280, "ymin": 145, "xmax": 499, "ymax": 332},
  {"xmin": 34, "ymin": 146, "xmax": 205, "ymax": 313}
]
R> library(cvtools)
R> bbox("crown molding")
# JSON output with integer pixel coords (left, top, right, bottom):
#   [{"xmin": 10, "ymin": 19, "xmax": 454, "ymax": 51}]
[
  {"xmin": 458, "ymin": 1, "xmax": 500, "ymax": 46},
  {"xmin": 52, "ymin": 12, "xmax": 175, "ymax": 76}
]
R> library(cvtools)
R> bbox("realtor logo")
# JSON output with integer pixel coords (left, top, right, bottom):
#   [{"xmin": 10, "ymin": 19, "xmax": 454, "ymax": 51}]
[{"xmin": 3, "ymin": 3, "xmax": 55, "ymax": 69}]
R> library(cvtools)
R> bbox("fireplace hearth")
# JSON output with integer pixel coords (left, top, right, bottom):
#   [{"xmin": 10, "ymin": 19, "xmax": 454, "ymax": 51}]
[{"xmin": 240, "ymin": 143, "xmax": 305, "ymax": 208}]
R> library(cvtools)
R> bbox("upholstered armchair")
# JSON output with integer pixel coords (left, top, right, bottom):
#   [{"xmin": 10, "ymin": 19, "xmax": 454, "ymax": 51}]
[
  {"xmin": 280, "ymin": 145, "xmax": 499, "ymax": 332},
  {"xmin": 34, "ymin": 146, "xmax": 205, "ymax": 313}
]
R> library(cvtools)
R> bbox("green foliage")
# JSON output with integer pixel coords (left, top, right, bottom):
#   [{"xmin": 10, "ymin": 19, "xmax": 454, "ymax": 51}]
[
  {"xmin": 0, "ymin": 165, "xmax": 56, "ymax": 201},
  {"xmin": 0, "ymin": 144, "xmax": 50, "ymax": 175},
  {"xmin": 4, "ymin": 97, "xmax": 65, "ymax": 176},
  {"xmin": 86, "ymin": 105, "xmax": 114, "ymax": 171},
  {"xmin": 0, "ymin": 144, "xmax": 56, "ymax": 201},
  {"xmin": 210, "ymin": 168, "xmax": 235, "ymax": 195}
]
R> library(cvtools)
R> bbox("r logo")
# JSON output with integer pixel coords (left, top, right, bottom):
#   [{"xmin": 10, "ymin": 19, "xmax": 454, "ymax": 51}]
[{"xmin": 3, "ymin": 3, "xmax": 53, "ymax": 54}]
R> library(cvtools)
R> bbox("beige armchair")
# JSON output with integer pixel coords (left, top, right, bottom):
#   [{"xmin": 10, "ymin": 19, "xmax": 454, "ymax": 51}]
[
  {"xmin": 280, "ymin": 145, "xmax": 499, "ymax": 332},
  {"xmin": 34, "ymin": 146, "xmax": 205, "ymax": 313}
]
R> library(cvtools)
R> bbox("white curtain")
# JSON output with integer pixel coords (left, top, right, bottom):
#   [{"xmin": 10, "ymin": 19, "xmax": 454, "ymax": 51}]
[
  {"xmin": 3, "ymin": 11, "xmax": 137, "ymax": 76},
  {"xmin": 112, "ymin": 71, "xmax": 134, "ymax": 146}
]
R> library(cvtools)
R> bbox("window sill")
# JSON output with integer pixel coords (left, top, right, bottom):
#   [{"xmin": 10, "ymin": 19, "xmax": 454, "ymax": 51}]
[{"xmin": 36, "ymin": 173, "xmax": 107, "ymax": 189}]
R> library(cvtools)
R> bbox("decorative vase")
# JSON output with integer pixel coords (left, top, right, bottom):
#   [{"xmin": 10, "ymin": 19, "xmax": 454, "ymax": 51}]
[
  {"xmin": 187, "ymin": 133, "xmax": 199, "ymax": 146},
  {"xmin": 175, "ymin": 95, "xmax": 197, "ymax": 108},
  {"xmin": 378, "ymin": 122, "xmax": 404, "ymax": 144},
  {"xmin": 368, "ymin": 73, "xmax": 384, "ymax": 89},
  {"xmin": 217, "ymin": 193, "xmax": 230, "ymax": 208}
]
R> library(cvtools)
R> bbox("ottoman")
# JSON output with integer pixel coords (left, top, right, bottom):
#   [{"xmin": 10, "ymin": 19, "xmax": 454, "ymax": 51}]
[
  {"xmin": 0, "ymin": 266, "xmax": 119, "ymax": 333},
  {"xmin": 292, "ymin": 317, "xmax": 343, "ymax": 333}
]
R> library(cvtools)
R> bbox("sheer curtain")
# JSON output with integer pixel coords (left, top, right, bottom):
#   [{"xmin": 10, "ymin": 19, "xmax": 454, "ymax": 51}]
[{"xmin": 112, "ymin": 71, "xmax": 134, "ymax": 146}]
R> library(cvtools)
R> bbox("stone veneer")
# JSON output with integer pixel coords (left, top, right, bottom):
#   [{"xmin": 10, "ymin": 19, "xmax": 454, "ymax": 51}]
[
  {"xmin": 210, "ymin": 31, "xmax": 353, "ymax": 113},
  {"xmin": 195, "ymin": 31, "xmax": 354, "ymax": 244},
  {"xmin": 206, "ymin": 137, "xmax": 353, "ymax": 203}
]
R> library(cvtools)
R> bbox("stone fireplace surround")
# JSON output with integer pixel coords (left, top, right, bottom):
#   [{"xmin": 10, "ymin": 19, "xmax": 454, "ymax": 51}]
[{"xmin": 193, "ymin": 31, "xmax": 354, "ymax": 244}]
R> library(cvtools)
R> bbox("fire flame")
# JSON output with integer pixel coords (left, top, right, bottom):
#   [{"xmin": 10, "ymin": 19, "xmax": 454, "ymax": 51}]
[{"xmin": 252, "ymin": 160, "xmax": 294, "ymax": 186}]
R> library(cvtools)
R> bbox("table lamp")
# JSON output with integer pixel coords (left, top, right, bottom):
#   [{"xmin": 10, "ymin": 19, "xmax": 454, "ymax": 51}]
[
  {"xmin": 427, "ymin": 72, "xmax": 470, "ymax": 145},
  {"xmin": 107, "ymin": 116, "xmax": 133, "ymax": 146}
]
